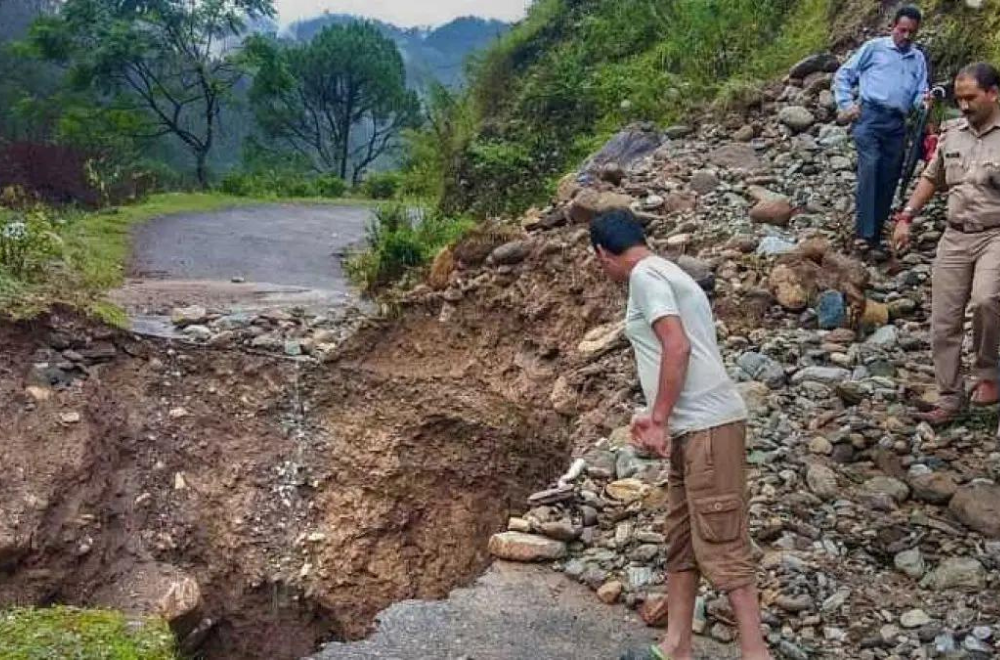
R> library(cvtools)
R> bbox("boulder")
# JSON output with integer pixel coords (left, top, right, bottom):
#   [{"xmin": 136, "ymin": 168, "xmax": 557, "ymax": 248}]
[
  {"xmin": 490, "ymin": 240, "xmax": 533, "ymax": 266},
  {"xmin": 582, "ymin": 125, "xmax": 665, "ymax": 174},
  {"xmin": 908, "ymin": 472, "xmax": 958, "ymax": 505},
  {"xmin": 789, "ymin": 52, "xmax": 841, "ymax": 80},
  {"xmin": 806, "ymin": 463, "xmax": 839, "ymax": 500},
  {"xmin": 863, "ymin": 476, "xmax": 910, "ymax": 504},
  {"xmin": 778, "ymin": 106, "xmax": 816, "ymax": 133},
  {"xmin": 949, "ymin": 483, "xmax": 1000, "ymax": 537},
  {"xmin": 923, "ymin": 557, "xmax": 987, "ymax": 590},
  {"xmin": 488, "ymin": 532, "xmax": 567, "ymax": 562},
  {"xmin": 567, "ymin": 189, "xmax": 635, "ymax": 225},
  {"xmin": 708, "ymin": 144, "xmax": 762, "ymax": 171},
  {"xmin": 675, "ymin": 255, "xmax": 715, "ymax": 292},
  {"xmin": 428, "ymin": 247, "xmax": 456, "ymax": 290}
]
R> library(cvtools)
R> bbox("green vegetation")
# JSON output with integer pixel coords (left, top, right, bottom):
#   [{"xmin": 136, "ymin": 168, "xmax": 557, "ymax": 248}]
[
  {"xmin": 402, "ymin": 0, "xmax": 841, "ymax": 218},
  {"xmin": 345, "ymin": 204, "xmax": 474, "ymax": 293},
  {"xmin": 0, "ymin": 607, "xmax": 177, "ymax": 660},
  {"xmin": 246, "ymin": 21, "xmax": 420, "ymax": 185}
]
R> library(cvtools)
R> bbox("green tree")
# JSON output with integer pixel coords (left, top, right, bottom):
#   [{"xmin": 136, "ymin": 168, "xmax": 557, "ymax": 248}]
[
  {"xmin": 246, "ymin": 22, "xmax": 420, "ymax": 184},
  {"xmin": 27, "ymin": 0, "xmax": 275, "ymax": 187}
]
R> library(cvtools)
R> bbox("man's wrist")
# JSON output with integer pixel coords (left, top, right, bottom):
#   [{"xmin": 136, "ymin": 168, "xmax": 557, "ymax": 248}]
[{"xmin": 900, "ymin": 206, "xmax": 918, "ymax": 222}]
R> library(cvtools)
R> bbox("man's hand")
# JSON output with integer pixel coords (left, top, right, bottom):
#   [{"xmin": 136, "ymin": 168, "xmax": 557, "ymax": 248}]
[
  {"xmin": 923, "ymin": 90, "xmax": 937, "ymax": 111},
  {"xmin": 630, "ymin": 415, "xmax": 671, "ymax": 459},
  {"xmin": 892, "ymin": 211, "xmax": 914, "ymax": 252},
  {"xmin": 837, "ymin": 104, "xmax": 861, "ymax": 124}
]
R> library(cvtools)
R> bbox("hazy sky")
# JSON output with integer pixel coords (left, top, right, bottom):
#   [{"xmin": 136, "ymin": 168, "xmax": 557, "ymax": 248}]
[{"xmin": 275, "ymin": 0, "xmax": 529, "ymax": 27}]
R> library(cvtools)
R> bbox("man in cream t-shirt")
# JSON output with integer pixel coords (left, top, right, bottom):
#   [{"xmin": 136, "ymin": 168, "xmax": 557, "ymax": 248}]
[{"xmin": 590, "ymin": 210, "xmax": 770, "ymax": 660}]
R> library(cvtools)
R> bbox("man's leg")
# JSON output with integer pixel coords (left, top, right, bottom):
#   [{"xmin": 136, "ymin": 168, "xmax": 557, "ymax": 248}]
[
  {"xmin": 874, "ymin": 119, "xmax": 907, "ymax": 243},
  {"xmin": 968, "ymin": 231, "xmax": 1000, "ymax": 400},
  {"xmin": 659, "ymin": 434, "xmax": 699, "ymax": 660},
  {"xmin": 686, "ymin": 422, "xmax": 770, "ymax": 659},
  {"xmin": 925, "ymin": 230, "xmax": 975, "ymax": 418},
  {"xmin": 853, "ymin": 113, "xmax": 881, "ymax": 243}
]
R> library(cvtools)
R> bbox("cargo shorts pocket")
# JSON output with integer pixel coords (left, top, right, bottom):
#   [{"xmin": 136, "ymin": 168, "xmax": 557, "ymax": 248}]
[{"xmin": 693, "ymin": 494, "xmax": 743, "ymax": 543}]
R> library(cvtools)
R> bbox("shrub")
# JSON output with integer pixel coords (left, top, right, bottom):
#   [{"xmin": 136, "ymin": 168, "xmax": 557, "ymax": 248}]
[
  {"xmin": 0, "ymin": 206, "xmax": 64, "ymax": 279},
  {"xmin": 345, "ymin": 203, "xmax": 475, "ymax": 293},
  {"xmin": 0, "ymin": 607, "xmax": 177, "ymax": 660},
  {"xmin": 0, "ymin": 142, "xmax": 100, "ymax": 207},
  {"xmin": 359, "ymin": 171, "xmax": 402, "ymax": 199},
  {"xmin": 218, "ymin": 169, "xmax": 347, "ymax": 199}
]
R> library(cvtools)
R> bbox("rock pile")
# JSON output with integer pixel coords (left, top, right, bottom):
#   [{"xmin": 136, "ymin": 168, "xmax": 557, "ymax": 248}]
[
  {"xmin": 397, "ymin": 52, "xmax": 1000, "ymax": 657},
  {"xmin": 168, "ymin": 304, "xmax": 370, "ymax": 359}
]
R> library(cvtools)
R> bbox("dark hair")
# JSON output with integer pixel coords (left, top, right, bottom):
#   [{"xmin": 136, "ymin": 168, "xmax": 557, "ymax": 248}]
[
  {"xmin": 957, "ymin": 62, "xmax": 1000, "ymax": 91},
  {"xmin": 893, "ymin": 5, "xmax": 922, "ymax": 24},
  {"xmin": 590, "ymin": 209, "xmax": 647, "ymax": 256}
]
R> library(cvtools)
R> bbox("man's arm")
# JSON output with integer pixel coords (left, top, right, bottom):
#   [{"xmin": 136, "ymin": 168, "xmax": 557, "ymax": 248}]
[
  {"xmin": 649, "ymin": 316, "xmax": 691, "ymax": 426},
  {"xmin": 912, "ymin": 52, "xmax": 930, "ymax": 111},
  {"xmin": 833, "ymin": 41, "xmax": 872, "ymax": 110}
]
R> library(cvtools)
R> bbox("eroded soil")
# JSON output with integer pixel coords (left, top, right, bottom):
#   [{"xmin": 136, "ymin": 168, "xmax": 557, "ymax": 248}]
[{"xmin": 0, "ymin": 302, "xmax": 576, "ymax": 658}]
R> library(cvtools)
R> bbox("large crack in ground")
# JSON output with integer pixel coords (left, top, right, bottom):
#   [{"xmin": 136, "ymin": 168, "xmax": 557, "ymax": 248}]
[{"xmin": 0, "ymin": 309, "xmax": 574, "ymax": 659}]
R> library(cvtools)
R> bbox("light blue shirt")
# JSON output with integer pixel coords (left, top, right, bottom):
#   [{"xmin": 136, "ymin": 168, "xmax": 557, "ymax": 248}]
[{"xmin": 833, "ymin": 36, "xmax": 928, "ymax": 113}]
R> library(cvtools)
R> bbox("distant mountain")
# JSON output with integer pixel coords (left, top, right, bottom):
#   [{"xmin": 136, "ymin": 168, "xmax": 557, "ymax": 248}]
[{"xmin": 288, "ymin": 14, "xmax": 510, "ymax": 90}]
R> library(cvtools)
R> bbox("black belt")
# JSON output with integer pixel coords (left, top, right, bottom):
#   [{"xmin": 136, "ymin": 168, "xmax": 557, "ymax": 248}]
[{"xmin": 948, "ymin": 223, "xmax": 1000, "ymax": 234}]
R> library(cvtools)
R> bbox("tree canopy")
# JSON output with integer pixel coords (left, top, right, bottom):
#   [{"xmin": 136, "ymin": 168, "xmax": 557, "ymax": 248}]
[
  {"xmin": 246, "ymin": 21, "xmax": 420, "ymax": 184},
  {"xmin": 27, "ymin": 0, "xmax": 276, "ymax": 187}
]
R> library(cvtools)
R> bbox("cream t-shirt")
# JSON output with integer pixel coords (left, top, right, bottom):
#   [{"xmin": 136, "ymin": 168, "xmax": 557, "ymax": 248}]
[{"xmin": 625, "ymin": 255, "xmax": 747, "ymax": 435}]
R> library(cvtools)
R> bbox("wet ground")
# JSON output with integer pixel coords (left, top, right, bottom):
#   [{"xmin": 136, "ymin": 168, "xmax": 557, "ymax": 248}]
[{"xmin": 110, "ymin": 203, "xmax": 374, "ymax": 334}]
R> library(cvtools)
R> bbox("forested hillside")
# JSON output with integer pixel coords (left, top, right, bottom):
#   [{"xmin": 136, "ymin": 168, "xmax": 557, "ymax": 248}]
[
  {"xmin": 289, "ymin": 15, "xmax": 510, "ymax": 90},
  {"xmin": 402, "ymin": 0, "xmax": 1000, "ymax": 217}
]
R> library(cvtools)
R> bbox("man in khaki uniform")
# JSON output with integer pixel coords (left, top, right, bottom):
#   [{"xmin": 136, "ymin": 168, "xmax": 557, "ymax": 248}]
[{"xmin": 894, "ymin": 62, "xmax": 1000, "ymax": 425}]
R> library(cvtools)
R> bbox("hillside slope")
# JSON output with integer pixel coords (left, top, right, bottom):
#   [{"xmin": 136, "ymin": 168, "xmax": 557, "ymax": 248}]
[{"xmin": 421, "ymin": 0, "xmax": 1000, "ymax": 217}]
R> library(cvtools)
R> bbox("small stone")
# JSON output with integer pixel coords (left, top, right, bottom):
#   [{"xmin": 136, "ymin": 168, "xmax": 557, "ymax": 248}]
[
  {"xmin": 778, "ymin": 106, "xmax": 816, "ymax": 132},
  {"xmin": 690, "ymin": 169, "xmax": 720, "ymax": 194},
  {"xmin": 182, "ymin": 325, "xmax": 212, "ymax": 342},
  {"xmin": 174, "ymin": 472, "xmax": 187, "ymax": 490},
  {"xmin": 491, "ymin": 240, "xmax": 532, "ymax": 266},
  {"xmin": 626, "ymin": 566, "xmax": 654, "ymax": 590},
  {"xmin": 539, "ymin": 520, "xmax": 580, "ymax": 542},
  {"xmin": 949, "ymin": 483, "xmax": 1000, "ymax": 537},
  {"xmin": 866, "ymin": 325, "xmax": 899, "ymax": 349},
  {"xmin": 597, "ymin": 580, "xmax": 623, "ymax": 604},
  {"xmin": 606, "ymin": 479, "xmax": 649, "ymax": 503},
  {"xmin": 171, "ymin": 305, "xmax": 209, "ymax": 327},
  {"xmin": 924, "ymin": 556, "xmax": 987, "ymax": 590},
  {"xmin": 157, "ymin": 575, "xmax": 203, "ymax": 628},
  {"xmin": 894, "ymin": 547, "xmax": 926, "ymax": 579},
  {"xmin": 750, "ymin": 197, "xmax": 794, "ymax": 227},
  {"xmin": 638, "ymin": 594, "xmax": 669, "ymax": 626},
  {"xmin": 863, "ymin": 476, "xmax": 910, "ymax": 503},
  {"xmin": 775, "ymin": 593, "xmax": 814, "ymax": 613},
  {"xmin": 488, "ymin": 532, "xmax": 567, "ymax": 562},
  {"xmin": 709, "ymin": 623, "xmax": 735, "ymax": 643},
  {"xmin": 578, "ymin": 322, "xmax": 626, "ymax": 356},
  {"xmin": 816, "ymin": 290, "xmax": 846, "ymax": 329},
  {"xmin": 168, "ymin": 407, "xmax": 189, "ymax": 419},
  {"xmin": 26, "ymin": 386, "xmax": 52, "ymax": 402},
  {"xmin": 59, "ymin": 411, "xmax": 81, "ymax": 424},
  {"xmin": 792, "ymin": 366, "xmax": 851, "ymax": 386},
  {"xmin": 908, "ymin": 472, "xmax": 958, "ymax": 505},
  {"xmin": 901, "ymin": 609, "xmax": 932, "ymax": 628},
  {"xmin": 806, "ymin": 464, "xmax": 839, "ymax": 500},
  {"xmin": 809, "ymin": 436, "xmax": 833, "ymax": 455}
]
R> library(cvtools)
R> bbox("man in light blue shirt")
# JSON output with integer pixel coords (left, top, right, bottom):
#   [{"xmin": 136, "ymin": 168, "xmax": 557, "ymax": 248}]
[{"xmin": 833, "ymin": 5, "xmax": 929, "ymax": 255}]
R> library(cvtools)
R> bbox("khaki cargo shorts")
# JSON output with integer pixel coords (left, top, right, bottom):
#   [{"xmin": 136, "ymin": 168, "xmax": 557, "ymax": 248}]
[{"xmin": 665, "ymin": 420, "xmax": 755, "ymax": 593}]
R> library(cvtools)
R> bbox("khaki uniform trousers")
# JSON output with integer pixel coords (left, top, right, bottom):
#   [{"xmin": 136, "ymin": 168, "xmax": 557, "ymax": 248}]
[{"xmin": 931, "ymin": 227, "xmax": 1000, "ymax": 410}]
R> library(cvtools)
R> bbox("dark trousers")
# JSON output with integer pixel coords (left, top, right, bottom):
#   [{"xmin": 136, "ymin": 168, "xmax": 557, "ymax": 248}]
[{"xmin": 853, "ymin": 104, "xmax": 906, "ymax": 244}]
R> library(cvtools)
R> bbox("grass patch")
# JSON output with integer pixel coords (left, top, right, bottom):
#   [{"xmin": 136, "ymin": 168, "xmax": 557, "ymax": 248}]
[{"xmin": 0, "ymin": 607, "xmax": 177, "ymax": 660}]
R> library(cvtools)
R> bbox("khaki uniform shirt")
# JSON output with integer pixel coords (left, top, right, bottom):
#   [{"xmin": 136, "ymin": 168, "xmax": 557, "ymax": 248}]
[{"xmin": 923, "ymin": 113, "xmax": 1000, "ymax": 231}]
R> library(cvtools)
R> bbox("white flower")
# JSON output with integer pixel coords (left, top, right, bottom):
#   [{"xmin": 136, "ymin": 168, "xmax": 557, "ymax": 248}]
[{"xmin": 1, "ymin": 221, "xmax": 27, "ymax": 241}]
